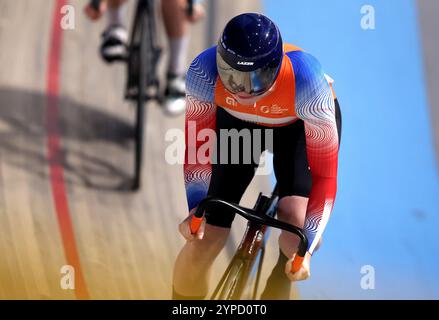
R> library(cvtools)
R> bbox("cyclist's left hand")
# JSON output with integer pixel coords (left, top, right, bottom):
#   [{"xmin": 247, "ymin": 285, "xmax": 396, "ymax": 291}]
[
  {"xmin": 178, "ymin": 210, "xmax": 206, "ymax": 241},
  {"xmin": 285, "ymin": 252, "xmax": 312, "ymax": 281}
]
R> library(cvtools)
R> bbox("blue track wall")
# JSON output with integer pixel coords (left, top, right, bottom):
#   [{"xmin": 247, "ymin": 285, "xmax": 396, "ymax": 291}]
[{"xmin": 264, "ymin": 0, "xmax": 439, "ymax": 299}]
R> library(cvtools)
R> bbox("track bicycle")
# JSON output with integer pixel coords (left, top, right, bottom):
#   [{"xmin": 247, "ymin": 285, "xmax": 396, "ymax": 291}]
[{"xmin": 90, "ymin": 0, "xmax": 193, "ymax": 190}]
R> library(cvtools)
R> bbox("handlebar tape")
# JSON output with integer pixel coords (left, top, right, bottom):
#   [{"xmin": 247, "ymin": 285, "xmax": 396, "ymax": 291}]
[
  {"xmin": 190, "ymin": 215, "xmax": 203, "ymax": 234},
  {"xmin": 291, "ymin": 255, "xmax": 305, "ymax": 273}
]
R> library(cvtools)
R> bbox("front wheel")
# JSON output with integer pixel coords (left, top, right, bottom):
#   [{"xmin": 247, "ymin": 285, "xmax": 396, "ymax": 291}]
[
  {"xmin": 216, "ymin": 259, "xmax": 251, "ymax": 300},
  {"xmin": 132, "ymin": 13, "xmax": 154, "ymax": 190}
]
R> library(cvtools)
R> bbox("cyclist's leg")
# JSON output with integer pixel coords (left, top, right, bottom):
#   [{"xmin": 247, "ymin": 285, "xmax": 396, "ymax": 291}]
[
  {"xmin": 206, "ymin": 107, "xmax": 266, "ymax": 228},
  {"xmin": 260, "ymin": 119, "xmax": 310, "ymax": 299},
  {"xmin": 173, "ymin": 108, "xmax": 261, "ymax": 299},
  {"xmin": 162, "ymin": 0, "xmax": 189, "ymax": 78},
  {"xmin": 276, "ymin": 98, "xmax": 341, "ymax": 256},
  {"xmin": 100, "ymin": 0, "xmax": 128, "ymax": 62},
  {"xmin": 107, "ymin": 0, "xmax": 127, "ymax": 26},
  {"xmin": 173, "ymin": 166, "xmax": 257, "ymax": 299},
  {"xmin": 173, "ymin": 224, "xmax": 232, "ymax": 299},
  {"xmin": 161, "ymin": 0, "xmax": 205, "ymax": 97},
  {"xmin": 261, "ymin": 99, "xmax": 342, "ymax": 299},
  {"xmin": 173, "ymin": 162, "xmax": 255, "ymax": 299}
]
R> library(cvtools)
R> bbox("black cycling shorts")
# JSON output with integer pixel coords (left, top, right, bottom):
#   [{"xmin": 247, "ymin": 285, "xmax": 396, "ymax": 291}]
[{"xmin": 205, "ymin": 99, "xmax": 342, "ymax": 228}]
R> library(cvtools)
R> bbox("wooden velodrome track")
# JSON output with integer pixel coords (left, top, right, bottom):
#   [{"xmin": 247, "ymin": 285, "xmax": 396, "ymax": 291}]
[{"xmin": 0, "ymin": 0, "xmax": 289, "ymax": 299}]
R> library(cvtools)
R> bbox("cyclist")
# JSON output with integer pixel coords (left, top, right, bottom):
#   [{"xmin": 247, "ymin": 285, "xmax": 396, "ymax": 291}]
[
  {"xmin": 84, "ymin": 0, "xmax": 205, "ymax": 114},
  {"xmin": 173, "ymin": 13, "xmax": 342, "ymax": 299}
]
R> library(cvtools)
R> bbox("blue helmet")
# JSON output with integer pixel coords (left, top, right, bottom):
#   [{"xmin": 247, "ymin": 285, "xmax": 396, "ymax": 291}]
[{"xmin": 217, "ymin": 13, "xmax": 283, "ymax": 96}]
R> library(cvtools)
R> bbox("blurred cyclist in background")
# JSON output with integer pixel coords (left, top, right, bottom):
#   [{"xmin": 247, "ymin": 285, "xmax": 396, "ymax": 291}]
[{"xmin": 84, "ymin": 0, "xmax": 205, "ymax": 114}]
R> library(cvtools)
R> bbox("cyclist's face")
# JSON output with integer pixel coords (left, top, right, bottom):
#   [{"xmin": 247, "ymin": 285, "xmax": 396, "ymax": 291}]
[{"xmin": 216, "ymin": 52, "xmax": 279, "ymax": 96}]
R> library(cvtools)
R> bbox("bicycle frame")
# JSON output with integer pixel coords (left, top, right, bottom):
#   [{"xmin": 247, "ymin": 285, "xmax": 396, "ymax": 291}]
[
  {"xmin": 126, "ymin": 0, "xmax": 161, "ymax": 98},
  {"xmin": 89, "ymin": 0, "xmax": 195, "ymax": 190},
  {"xmin": 211, "ymin": 193, "xmax": 276, "ymax": 299}
]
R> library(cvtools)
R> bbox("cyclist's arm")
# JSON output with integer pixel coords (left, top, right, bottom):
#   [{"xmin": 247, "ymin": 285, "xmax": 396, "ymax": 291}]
[
  {"xmin": 293, "ymin": 52, "xmax": 339, "ymax": 255},
  {"xmin": 184, "ymin": 48, "xmax": 218, "ymax": 212}
]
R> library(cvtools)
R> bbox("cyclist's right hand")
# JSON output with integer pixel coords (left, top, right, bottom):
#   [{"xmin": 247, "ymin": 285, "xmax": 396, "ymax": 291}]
[
  {"xmin": 84, "ymin": 0, "xmax": 107, "ymax": 21},
  {"xmin": 285, "ymin": 252, "xmax": 311, "ymax": 282},
  {"xmin": 179, "ymin": 211, "xmax": 206, "ymax": 241}
]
